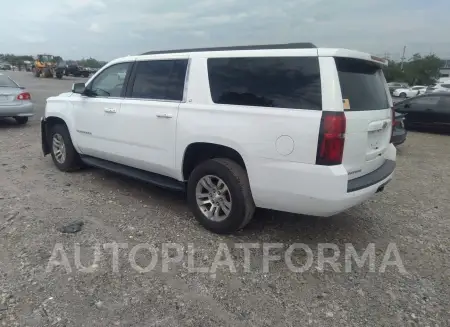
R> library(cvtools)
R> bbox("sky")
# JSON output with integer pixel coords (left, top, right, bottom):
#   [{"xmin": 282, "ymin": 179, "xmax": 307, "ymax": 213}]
[{"xmin": 0, "ymin": 0, "xmax": 449, "ymax": 61}]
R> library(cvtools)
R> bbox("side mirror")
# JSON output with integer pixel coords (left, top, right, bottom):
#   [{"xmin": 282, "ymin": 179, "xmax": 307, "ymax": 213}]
[{"xmin": 72, "ymin": 82, "xmax": 86, "ymax": 94}]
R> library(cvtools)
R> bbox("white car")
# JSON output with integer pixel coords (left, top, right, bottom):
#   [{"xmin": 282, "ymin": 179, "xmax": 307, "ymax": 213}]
[
  {"xmin": 424, "ymin": 83, "xmax": 450, "ymax": 94},
  {"xmin": 40, "ymin": 43, "xmax": 396, "ymax": 234},
  {"xmin": 393, "ymin": 86, "xmax": 427, "ymax": 98}
]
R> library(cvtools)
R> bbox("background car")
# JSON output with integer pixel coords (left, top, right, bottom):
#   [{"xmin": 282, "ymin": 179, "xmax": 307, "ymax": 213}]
[
  {"xmin": 394, "ymin": 93, "xmax": 450, "ymax": 130},
  {"xmin": 0, "ymin": 73, "xmax": 33, "ymax": 124},
  {"xmin": 425, "ymin": 83, "xmax": 450, "ymax": 94},
  {"xmin": 393, "ymin": 85, "xmax": 427, "ymax": 98},
  {"xmin": 387, "ymin": 82, "xmax": 409, "ymax": 95}
]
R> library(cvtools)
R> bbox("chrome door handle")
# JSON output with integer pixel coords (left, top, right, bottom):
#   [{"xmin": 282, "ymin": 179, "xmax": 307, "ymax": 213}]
[
  {"xmin": 104, "ymin": 108, "xmax": 117, "ymax": 113},
  {"xmin": 156, "ymin": 113, "xmax": 173, "ymax": 118}
]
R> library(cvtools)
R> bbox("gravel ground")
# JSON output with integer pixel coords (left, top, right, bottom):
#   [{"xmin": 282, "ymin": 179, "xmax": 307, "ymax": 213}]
[{"xmin": 0, "ymin": 121, "xmax": 449, "ymax": 326}]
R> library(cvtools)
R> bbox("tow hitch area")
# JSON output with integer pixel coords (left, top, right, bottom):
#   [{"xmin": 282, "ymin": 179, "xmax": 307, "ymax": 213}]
[{"xmin": 376, "ymin": 186, "xmax": 384, "ymax": 193}]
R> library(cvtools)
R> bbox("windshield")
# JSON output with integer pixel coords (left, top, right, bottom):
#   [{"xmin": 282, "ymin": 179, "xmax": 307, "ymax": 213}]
[
  {"xmin": 39, "ymin": 55, "xmax": 54, "ymax": 62},
  {"xmin": 335, "ymin": 57, "xmax": 389, "ymax": 111},
  {"xmin": 0, "ymin": 75, "xmax": 19, "ymax": 88}
]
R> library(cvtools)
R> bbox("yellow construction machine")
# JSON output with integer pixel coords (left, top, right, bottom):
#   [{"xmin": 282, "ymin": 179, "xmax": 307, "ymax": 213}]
[{"xmin": 32, "ymin": 54, "xmax": 64, "ymax": 78}]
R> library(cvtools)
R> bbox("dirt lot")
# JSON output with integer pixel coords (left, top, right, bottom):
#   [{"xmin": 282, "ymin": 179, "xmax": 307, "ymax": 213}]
[{"xmin": 0, "ymin": 76, "xmax": 449, "ymax": 326}]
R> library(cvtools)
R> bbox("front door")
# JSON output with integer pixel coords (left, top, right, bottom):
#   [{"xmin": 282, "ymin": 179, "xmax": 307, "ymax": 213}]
[
  {"xmin": 72, "ymin": 61, "xmax": 133, "ymax": 161},
  {"xmin": 113, "ymin": 57, "xmax": 189, "ymax": 179}
]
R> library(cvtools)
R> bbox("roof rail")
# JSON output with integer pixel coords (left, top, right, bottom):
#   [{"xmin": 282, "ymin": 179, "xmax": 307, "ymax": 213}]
[{"xmin": 140, "ymin": 42, "xmax": 317, "ymax": 55}]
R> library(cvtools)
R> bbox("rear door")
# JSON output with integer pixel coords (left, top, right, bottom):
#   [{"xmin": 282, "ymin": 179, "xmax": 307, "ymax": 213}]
[
  {"xmin": 406, "ymin": 96, "xmax": 440, "ymax": 125},
  {"xmin": 117, "ymin": 57, "xmax": 188, "ymax": 178},
  {"xmin": 435, "ymin": 96, "xmax": 450, "ymax": 125},
  {"xmin": 332, "ymin": 57, "xmax": 392, "ymax": 180}
]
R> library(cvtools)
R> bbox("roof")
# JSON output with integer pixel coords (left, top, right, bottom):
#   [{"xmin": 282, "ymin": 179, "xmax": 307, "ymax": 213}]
[{"xmin": 140, "ymin": 42, "xmax": 317, "ymax": 55}]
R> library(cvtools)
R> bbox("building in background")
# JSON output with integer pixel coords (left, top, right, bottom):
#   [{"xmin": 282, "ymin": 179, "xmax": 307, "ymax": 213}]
[{"xmin": 440, "ymin": 59, "xmax": 450, "ymax": 78}]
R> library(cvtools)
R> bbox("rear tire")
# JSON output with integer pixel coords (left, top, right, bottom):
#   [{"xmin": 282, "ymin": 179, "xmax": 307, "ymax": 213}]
[
  {"xmin": 400, "ymin": 92, "xmax": 407, "ymax": 98},
  {"xmin": 48, "ymin": 124, "xmax": 81, "ymax": 172},
  {"xmin": 14, "ymin": 117, "xmax": 28, "ymax": 125},
  {"xmin": 187, "ymin": 158, "xmax": 255, "ymax": 234}
]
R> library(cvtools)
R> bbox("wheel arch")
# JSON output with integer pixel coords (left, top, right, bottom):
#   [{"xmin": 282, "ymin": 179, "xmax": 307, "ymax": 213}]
[{"xmin": 181, "ymin": 141, "xmax": 248, "ymax": 181}]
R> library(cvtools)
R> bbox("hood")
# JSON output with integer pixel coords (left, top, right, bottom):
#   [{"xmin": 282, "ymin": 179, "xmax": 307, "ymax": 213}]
[{"xmin": 58, "ymin": 92, "xmax": 73, "ymax": 97}]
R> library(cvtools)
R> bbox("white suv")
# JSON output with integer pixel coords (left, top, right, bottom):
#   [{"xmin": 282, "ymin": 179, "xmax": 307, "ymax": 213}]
[{"xmin": 41, "ymin": 43, "xmax": 396, "ymax": 234}]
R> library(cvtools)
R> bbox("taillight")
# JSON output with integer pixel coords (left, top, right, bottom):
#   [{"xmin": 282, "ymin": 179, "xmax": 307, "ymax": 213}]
[
  {"xmin": 316, "ymin": 112, "xmax": 346, "ymax": 165},
  {"xmin": 17, "ymin": 92, "xmax": 31, "ymax": 100}
]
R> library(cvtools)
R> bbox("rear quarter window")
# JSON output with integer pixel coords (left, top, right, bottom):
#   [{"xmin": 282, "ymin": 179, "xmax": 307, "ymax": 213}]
[
  {"xmin": 207, "ymin": 57, "xmax": 322, "ymax": 110},
  {"xmin": 335, "ymin": 57, "xmax": 389, "ymax": 111}
]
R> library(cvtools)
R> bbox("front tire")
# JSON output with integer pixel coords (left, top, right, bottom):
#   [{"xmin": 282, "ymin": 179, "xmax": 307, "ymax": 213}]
[
  {"xmin": 48, "ymin": 124, "xmax": 81, "ymax": 172},
  {"xmin": 400, "ymin": 92, "xmax": 407, "ymax": 98},
  {"xmin": 187, "ymin": 158, "xmax": 255, "ymax": 234},
  {"xmin": 14, "ymin": 117, "xmax": 28, "ymax": 125}
]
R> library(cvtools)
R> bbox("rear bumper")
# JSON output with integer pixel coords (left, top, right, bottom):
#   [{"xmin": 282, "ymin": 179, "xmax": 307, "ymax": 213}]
[
  {"xmin": 391, "ymin": 130, "xmax": 407, "ymax": 146},
  {"xmin": 249, "ymin": 144, "xmax": 397, "ymax": 217},
  {"xmin": 347, "ymin": 159, "xmax": 395, "ymax": 192},
  {"xmin": 41, "ymin": 117, "xmax": 50, "ymax": 156},
  {"xmin": 0, "ymin": 102, "xmax": 34, "ymax": 117}
]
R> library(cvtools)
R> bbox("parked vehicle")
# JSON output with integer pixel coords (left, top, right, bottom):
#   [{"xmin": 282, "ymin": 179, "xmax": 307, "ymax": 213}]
[
  {"xmin": 387, "ymin": 82, "xmax": 409, "ymax": 95},
  {"xmin": 391, "ymin": 112, "xmax": 407, "ymax": 146},
  {"xmin": 394, "ymin": 93, "xmax": 450, "ymax": 130},
  {"xmin": 40, "ymin": 43, "xmax": 396, "ymax": 234},
  {"xmin": 64, "ymin": 64, "xmax": 90, "ymax": 78},
  {"xmin": 0, "ymin": 73, "xmax": 33, "ymax": 124},
  {"xmin": 425, "ymin": 83, "xmax": 450, "ymax": 94},
  {"xmin": 0, "ymin": 64, "xmax": 11, "ymax": 71},
  {"xmin": 393, "ymin": 86, "xmax": 427, "ymax": 98}
]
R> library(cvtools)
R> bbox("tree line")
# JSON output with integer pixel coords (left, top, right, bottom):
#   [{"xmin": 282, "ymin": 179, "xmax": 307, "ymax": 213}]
[
  {"xmin": 0, "ymin": 54, "xmax": 107, "ymax": 69},
  {"xmin": 2, "ymin": 52, "xmax": 445, "ymax": 84},
  {"xmin": 383, "ymin": 53, "xmax": 443, "ymax": 85}
]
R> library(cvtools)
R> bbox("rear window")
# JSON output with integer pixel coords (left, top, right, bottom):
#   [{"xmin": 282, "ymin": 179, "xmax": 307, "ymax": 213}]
[
  {"xmin": 0, "ymin": 75, "xmax": 18, "ymax": 88},
  {"xmin": 207, "ymin": 57, "xmax": 322, "ymax": 110},
  {"xmin": 335, "ymin": 57, "xmax": 389, "ymax": 111}
]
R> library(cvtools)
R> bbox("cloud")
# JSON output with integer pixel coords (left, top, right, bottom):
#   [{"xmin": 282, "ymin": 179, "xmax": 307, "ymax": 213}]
[
  {"xmin": 0, "ymin": 0, "xmax": 449, "ymax": 60},
  {"xmin": 88, "ymin": 22, "xmax": 102, "ymax": 33}
]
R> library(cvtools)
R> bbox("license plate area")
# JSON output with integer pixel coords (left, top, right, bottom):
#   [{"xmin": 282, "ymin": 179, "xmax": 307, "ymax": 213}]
[{"xmin": 367, "ymin": 129, "xmax": 385, "ymax": 151}]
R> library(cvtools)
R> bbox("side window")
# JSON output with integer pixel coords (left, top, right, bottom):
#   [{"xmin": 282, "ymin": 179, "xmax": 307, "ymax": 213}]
[
  {"xmin": 88, "ymin": 62, "xmax": 131, "ymax": 97},
  {"xmin": 130, "ymin": 59, "xmax": 188, "ymax": 101},
  {"xmin": 207, "ymin": 57, "xmax": 322, "ymax": 110}
]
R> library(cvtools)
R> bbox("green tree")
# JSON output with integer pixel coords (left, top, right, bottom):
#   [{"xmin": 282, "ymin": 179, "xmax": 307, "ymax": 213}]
[
  {"xmin": 78, "ymin": 57, "xmax": 106, "ymax": 68},
  {"xmin": 404, "ymin": 54, "xmax": 441, "ymax": 85},
  {"xmin": 383, "ymin": 53, "xmax": 441, "ymax": 85}
]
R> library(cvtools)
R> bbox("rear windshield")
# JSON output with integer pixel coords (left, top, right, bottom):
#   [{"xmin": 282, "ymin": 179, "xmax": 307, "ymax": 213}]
[
  {"xmin": 335, "ymin": 57, "xmax": 389, "ymax": 111},
  {"xmin": 0, "ymin": 75, "xmax": 18, "ymax": 88}
]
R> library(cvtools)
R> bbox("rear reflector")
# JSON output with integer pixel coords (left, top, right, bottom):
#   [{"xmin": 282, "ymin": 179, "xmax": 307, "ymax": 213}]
[
  {"xmin": 17, "ymin": 92, "xmax": 31, "ymax": 100},
  {"xmin": 316, "ymin": 112, "xmax": 346, "ymax": 166}
]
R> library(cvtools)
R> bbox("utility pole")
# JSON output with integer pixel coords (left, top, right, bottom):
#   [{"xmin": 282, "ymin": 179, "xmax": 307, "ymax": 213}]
[{"xmin": 400, "ymin": 45, "xmax": 406, "ymax": 71}]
